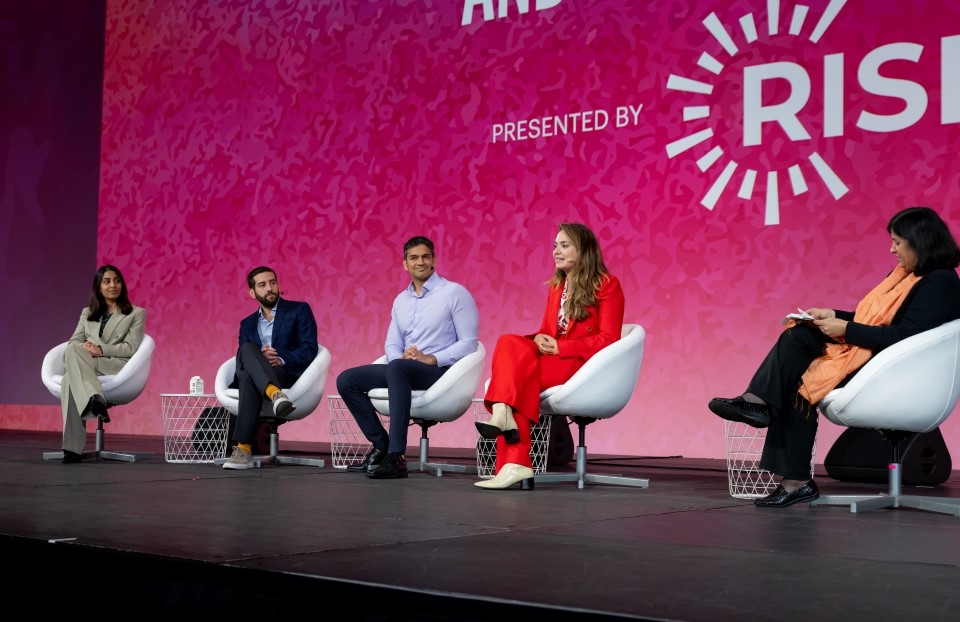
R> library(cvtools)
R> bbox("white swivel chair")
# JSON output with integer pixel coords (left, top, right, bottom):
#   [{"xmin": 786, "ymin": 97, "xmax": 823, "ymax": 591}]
[
  {"xmin": 41, "ymin": 335, "xmax": 156, "ymax": 463},
  {"xmin": 534, "ymin": 324, "xmax": 648, "ymax": 489},
  {"xmin": 214, "ymin": 344, "xmax": 331, "ymax": 468},
  {"xmin": 368, "ymin": 343, "xmax": 486, "ymax": 476},
  {"xmin": 810, "ymin": 319, "xmax": 960, "ymax": 516}
]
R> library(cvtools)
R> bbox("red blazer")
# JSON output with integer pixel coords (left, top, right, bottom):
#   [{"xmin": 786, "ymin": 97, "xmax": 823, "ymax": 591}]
[{"xmin": 528, "ymin": 274, "xmax": 625, "ymax": 362}]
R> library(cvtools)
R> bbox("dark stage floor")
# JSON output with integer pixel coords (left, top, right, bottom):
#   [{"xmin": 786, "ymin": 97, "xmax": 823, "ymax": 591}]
[{"xmin": 2, "ymin": 428, "xmax": 959, "ymax": 621}]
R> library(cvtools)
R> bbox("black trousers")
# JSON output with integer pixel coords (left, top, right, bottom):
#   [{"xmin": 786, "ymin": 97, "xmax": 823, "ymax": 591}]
[
  {"xmin": 233, "ymin": 342, "xmax": 292, "ymax": 444},
  {"xmin": 747, "ymin": 324, "xmax": 831, "ymax": 480},
  {"xmin": 336, "ymin": 359, "xmax": 448, "ymax": 454}
]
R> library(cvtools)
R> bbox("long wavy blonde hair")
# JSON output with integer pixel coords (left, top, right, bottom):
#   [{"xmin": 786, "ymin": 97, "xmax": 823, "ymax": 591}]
[{"xmin": 548, "ymin": 223, "xmax": 610, "ymax": 321}]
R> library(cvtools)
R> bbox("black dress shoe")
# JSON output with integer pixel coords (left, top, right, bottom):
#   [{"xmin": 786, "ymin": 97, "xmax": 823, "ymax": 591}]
[
  {"xmin": 754, "ymin": 480, "xmax": 820, "ymax": 508},
  {"xmin": 367, "ymin": 452, "xmax": 408, "ymax": 479},
  {"xmin": 62, "ymin": 450, "xmax": 83, "ymax": 464},
  {"xmin": 81, "ymin": 394, "xmax": 110, "ymax": 423},
  {"xmin": 347, "ymin": 446, "xmax": 386, "ymax": 473},
  {"xmin": 708, "ymin": 396, "xmax": 770, "ymax": 428}
]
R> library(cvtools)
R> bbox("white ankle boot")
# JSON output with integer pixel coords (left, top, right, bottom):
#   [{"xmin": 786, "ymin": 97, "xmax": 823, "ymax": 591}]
[{"xmin": 474, "ymin": 463, "xmax": 535, "ymax": 489}]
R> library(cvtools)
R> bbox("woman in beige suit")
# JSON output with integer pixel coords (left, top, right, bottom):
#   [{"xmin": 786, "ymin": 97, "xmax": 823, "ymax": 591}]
[{"xmin": 60, "ymin": 265, "xmax": 146, "ymax": 463}]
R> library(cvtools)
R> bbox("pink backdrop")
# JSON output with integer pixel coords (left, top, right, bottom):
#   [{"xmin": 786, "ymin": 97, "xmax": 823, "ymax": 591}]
[{"xmin": 7, "ymin": 0, "xmax": 960, "ymax": 462}]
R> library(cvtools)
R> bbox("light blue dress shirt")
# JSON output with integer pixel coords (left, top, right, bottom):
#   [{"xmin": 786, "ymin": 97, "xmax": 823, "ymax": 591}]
[
  {"xmin": 257, "ymin": 302, "xmax": 284, "ymax": 365},
  {"xmin": 385, "ymin": 272, "xmax": 479, "ymax": 367},
  {"xmin": 257, "ymin": 303, "xmax": 277, "ymax": 346}
]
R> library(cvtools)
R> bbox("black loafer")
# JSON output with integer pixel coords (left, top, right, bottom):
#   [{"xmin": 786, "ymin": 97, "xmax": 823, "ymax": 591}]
[
  {"xmin": 708, "ymin": 396, "xmax": 770, "ymax": 428},
  {"xmin": 367, "ymin": 452, "xmax": 408, "ymax": 479},
  {"xmin": 347, "ymin": 447, "xmax": 386, "ymax": 473},
  {"xmin": 755, "ymin": 480, "xmax": 820, "ymax": 507},
  {"xmin": 62, "ymin": 450, "xmax": 83, "ymax": 464}
]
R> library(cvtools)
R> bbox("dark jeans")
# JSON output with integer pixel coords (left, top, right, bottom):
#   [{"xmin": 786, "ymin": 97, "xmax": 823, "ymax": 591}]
[
  {"xmin": 336, "ymin": 359, "xmax": 448, "ymax": 454},
  {"xmin": 233, "ymin": 342, "xmax": 292, "ymax": 444},
  {"xmin": 747, "ymin": 324, "xmax": 830, "ymax": 480}
]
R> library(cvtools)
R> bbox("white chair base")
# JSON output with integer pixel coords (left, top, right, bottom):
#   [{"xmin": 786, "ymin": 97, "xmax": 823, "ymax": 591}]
[
  {"xmin": 404, "ymin": 418, "xmax": 477, "ymax": 477},
  {"xmin": 811, "ymin": 463, "xmax": 960, "ymax": 516},
  {"xmin": 273, "ymin": 455, "xmax": 325, "ymax": 467},
  {"xmin": 43, "ymin": 449, "xmax": 154, "ymax": 463},
  {"xmin": 215, "ymin": 431, "xmax": 325, "ymax": 468},
  {"xmin": 265, "ymin": 431, "xmax": 325, "ymax": 467},
  {"xmin": 42, "ymin": 421, "xmax": 154, "ymax": 463},
  {"xmin": 534, "ymin": 445, "xmax": 650, "ymax": 490},
  {"xmin": 408, "ymin": 434, "xmax": 477, "ymax": 477},
  {"xmin": 812, "ymin": 494, "xmax": 960, "ymax": 516}
]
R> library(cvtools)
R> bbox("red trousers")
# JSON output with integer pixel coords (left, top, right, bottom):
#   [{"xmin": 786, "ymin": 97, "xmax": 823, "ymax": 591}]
[{"xmin": 484, "ymin": 334, "xmax": 583, "ymax": 471}]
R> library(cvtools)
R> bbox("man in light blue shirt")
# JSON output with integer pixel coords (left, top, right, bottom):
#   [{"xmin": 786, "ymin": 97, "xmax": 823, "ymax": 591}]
[{"xmin": 336, "ymin": 236, "xmax": 479, "ymax": 479}]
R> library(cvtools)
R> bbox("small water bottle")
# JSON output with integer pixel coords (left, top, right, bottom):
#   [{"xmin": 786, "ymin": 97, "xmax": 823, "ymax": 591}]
[{"xmin": 190, "ymin": 376, "xmax": 204, "ymax": 395}]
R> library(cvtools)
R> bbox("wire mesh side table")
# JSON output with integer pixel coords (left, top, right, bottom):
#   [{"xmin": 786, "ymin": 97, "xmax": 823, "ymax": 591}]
[
  {"xmin": 328, "ymin": 395, "xmax": 390, "ymax": 469},
  {"xmin": 161, "ymin": 394, "xmax": 228, "ymax": 463},
  {"xmin": 724, "ymin": 420, "xmax": 816, "ymax": 499}
]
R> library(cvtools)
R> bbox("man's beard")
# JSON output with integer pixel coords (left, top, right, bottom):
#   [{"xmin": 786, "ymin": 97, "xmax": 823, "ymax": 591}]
[{"xmin": 256, "ymin": 292, "xmax": 278, "ymax": 307}]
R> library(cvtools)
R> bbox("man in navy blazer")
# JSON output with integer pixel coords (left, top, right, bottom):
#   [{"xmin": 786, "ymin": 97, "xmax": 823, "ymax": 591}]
[{"xmin": 223, "ymin": 266, "xmax": 318, "ymax": 469}]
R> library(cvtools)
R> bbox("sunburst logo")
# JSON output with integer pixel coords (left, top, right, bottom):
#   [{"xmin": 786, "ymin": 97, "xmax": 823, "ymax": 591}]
[{"xmin": 665, "ymin": 0, "xmax": 849, "ymax": 225}]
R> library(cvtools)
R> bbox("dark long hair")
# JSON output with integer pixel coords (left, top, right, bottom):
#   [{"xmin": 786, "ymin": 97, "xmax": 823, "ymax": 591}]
[
  {"xmin": 548, "ymin": 223, "xmax": 610, "ymax": 321},
  {"xmin": 887, "ymin": 207, "xmax": 960, "ymax": 275},
  {"xmin": 88, "ymin": 265, "xmax": 133, "ymax": 321}
]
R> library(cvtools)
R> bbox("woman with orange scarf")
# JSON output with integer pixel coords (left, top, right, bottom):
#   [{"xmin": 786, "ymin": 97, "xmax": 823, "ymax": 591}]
[
  {"xmin": 709, "ymin": 207, "xmax": 960, "ymax": 507},
  {"xmin": 475, "ymin": 223, "xmax": 625, "ymax": 490}
]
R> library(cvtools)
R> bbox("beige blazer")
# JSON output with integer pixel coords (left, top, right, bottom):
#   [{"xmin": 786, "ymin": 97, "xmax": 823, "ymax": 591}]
[{"xmin": 68, "ymin": 305, "xmax": 147, "ymax": 374}]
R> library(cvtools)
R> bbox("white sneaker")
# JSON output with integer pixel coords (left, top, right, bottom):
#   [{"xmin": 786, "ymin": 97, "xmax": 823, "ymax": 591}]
[
  {"xmin": 272, "ymin": 392, "xmax": 296, "ymax": 418},
  {"xmin": 222, "ymin": 446, "xmax": 254, "ymax": 470}
]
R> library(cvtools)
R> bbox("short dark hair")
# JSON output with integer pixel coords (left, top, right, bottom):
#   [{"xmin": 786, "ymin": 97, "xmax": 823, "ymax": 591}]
[
  {"xmin": 88, "ymin": 264, "xmax": 134, "ymax": 320},
  {"xmin": 247, "ymin": 266, "xmax": 276, "ymax": 289},
  {"xmin": 403, "ymin": 236, "xmax": 435, "ymax": 257},
  {"xmin": 887, "ymin": 207, "xmax": 960, "ymax": 275}
]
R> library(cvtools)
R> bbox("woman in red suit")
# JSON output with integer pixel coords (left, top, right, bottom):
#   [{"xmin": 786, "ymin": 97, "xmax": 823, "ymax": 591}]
[{"xmin": 475, "ymin": 223, "xmax": 625, "ymax": 489}]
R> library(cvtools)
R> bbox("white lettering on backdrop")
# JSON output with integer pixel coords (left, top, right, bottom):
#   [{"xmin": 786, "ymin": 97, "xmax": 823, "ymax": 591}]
[
  {"xmin": 666, "ymin": 0, "xmax": 960, "ymax": 225},
  {"xmin": 491, "ymin": 104, "xmax": 643, "ymax": 144},
  {"xmin": 462, "ymin": 0, "xmax": 563, "ymax": 27}
]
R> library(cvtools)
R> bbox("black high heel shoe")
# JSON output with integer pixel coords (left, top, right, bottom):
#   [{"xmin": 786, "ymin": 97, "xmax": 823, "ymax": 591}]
[
  {"xmin": 475, "ymin": 403, "xmax": 520, "ymax": 444},
  {"xmin": 81, "ymin": 394, "xmax": 110, "ymax": 423}
]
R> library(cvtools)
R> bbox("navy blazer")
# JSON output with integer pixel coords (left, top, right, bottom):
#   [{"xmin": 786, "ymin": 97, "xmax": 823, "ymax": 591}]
[{"xmin": 239, "ymin": 298, "xmax": 319, "ymax": 380}]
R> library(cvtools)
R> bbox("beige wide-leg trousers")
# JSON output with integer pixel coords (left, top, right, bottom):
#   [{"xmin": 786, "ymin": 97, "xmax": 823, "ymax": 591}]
[{"xmin": 60, "ymin": 342, "xmax": 126, "ymax": 454}]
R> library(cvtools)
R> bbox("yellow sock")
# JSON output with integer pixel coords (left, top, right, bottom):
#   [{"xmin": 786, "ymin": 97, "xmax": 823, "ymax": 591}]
[
  {"xmin": 265, "ymin": 384, "xmax": 281, "ymax": 400},
  {"xmin": 238, "ymin": 443, "xmax": 252, "ymax": 453}
]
